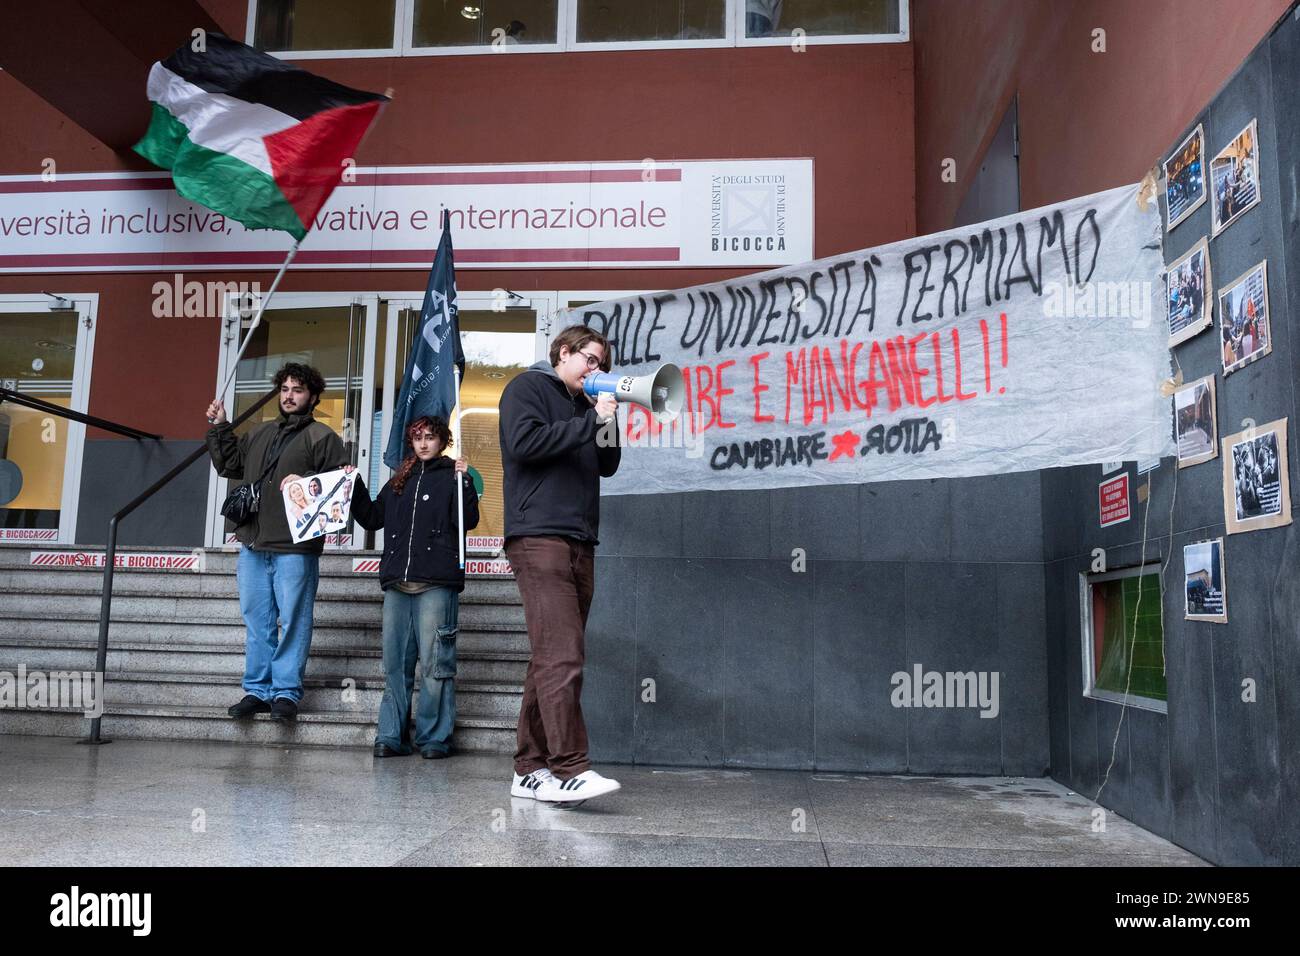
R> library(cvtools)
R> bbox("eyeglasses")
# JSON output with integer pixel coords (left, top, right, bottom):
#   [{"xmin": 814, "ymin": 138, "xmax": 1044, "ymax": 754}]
[{"xmin": 576, "ymin": 350, "xmax": 602, "ymax": 370}]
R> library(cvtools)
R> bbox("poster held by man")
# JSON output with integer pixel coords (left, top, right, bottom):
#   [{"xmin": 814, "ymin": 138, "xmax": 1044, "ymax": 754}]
[{"xmin": 283, "ymin": 468, "xmax": 359, "ymax": 543}]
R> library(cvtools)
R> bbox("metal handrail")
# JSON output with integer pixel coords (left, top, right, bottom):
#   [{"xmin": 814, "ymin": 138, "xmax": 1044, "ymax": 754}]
[
  {"xmin": 0, "ymin": 387, "xmax": 162, "ymax": 441},
  {"xmin": 85, "ymin": 386, "xmax": 280, "ymax": 744}
]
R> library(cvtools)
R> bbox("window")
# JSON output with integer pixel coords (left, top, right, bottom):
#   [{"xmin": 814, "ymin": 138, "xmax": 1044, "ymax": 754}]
[
  {"xmin": 412, "ymin": 0, "xmax": 559, "ymax": 49},
  {"xmin": 0, "ymin": 295, "xmax": 97, "ymax": 545},
  {"xmin": 740, "ymin": 0, "xmax": 902, "ymax": 42},
  {"xmin": 253, "ymin": 0, "xmax": 399, "ymax": 53},
  {"xmin": 575, "ymin": 0, "xmax": 727, "ymax": 45},
  {"xmin": 1081, "ymin": 564, "xmax": 1167, "ymax": 711},
  {"xmin": 248, "ymin": 0, "xmax": 906, "ymax": 57}
]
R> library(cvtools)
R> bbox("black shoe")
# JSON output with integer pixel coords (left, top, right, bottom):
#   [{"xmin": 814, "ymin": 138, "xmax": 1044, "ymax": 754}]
[
  {"xmin": 228, "ymin": 694, "xmax": 271, "ymax": 718},
  {"xmin": 374, "ymin": 743, "xmax": 409, "ymax": 758},
  {"xmin": 421, "ymin": 748, "xmax": 451, "ymax": 759},
  {"xmin": 270, "ymin": 697, "xmax": 299, "ymax": 721}
]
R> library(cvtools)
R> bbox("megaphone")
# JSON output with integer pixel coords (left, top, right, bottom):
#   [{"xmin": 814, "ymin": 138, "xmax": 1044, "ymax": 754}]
[{"xmin": 582, "ymin": 364, "xmax": 685, "ymax": 424}]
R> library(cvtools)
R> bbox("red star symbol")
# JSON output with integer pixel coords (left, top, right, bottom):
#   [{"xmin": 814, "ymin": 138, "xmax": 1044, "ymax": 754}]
[{"xmin": 830, "ymin": 429, "xmax": 858, "ymax": 461}]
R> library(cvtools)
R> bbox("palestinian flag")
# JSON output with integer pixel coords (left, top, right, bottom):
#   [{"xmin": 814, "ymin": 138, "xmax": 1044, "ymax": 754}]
[{"xmin": 134, "ymin": 33, "xmax": 388, "ymax": 240}]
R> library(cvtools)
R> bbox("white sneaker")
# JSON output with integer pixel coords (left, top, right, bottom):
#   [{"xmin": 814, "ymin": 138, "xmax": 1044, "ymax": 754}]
[
  {"xmin": 511, "ymin": 767, "xmax": 555, "ymax": 799},
  {"xmin": 535, "ymin": 770, "xmax": 621, "ymax": 804}
]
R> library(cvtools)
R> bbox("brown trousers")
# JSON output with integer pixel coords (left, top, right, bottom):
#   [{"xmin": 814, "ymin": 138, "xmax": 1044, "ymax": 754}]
[{"xmin": 505, "ymin": 535, "xmax": 595, "ymax": 779}]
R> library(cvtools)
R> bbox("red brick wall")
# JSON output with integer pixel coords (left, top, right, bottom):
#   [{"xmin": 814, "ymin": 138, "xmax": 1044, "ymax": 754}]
[
  {"xmin": 0, "ymin": 3, "xmax": 915, "ymax": 440},
  {"xmin": 912, "ymin": 0, "xmax": 1292, "ymax": 232}
]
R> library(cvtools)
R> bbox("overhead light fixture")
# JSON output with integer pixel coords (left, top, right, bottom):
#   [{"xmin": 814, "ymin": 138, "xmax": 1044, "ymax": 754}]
[{"xmin": 460, "ymin": 5, "xmax": 482, "ymax": 18}]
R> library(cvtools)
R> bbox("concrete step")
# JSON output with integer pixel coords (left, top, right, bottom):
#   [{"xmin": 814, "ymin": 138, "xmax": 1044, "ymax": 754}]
[
  {"xmin": 94, "ymin": 671, "xmax": 522, "ymax": 719},
  {"xmin": 0, "ymin": 545, "xmax": 510, "ymax": 572},
  {"xmin": 0, "ymin": 704, "xmax": 516, "ymax": 752},
  {"xmin": 0, "ymin": 546, "xmax": 523, "ymax": 753},
  {"xmin": 0, "ymin": 592, "xmax": 527, "ymax": 628},
  {"xmin": 0, "ymin": 619, "xmax": 531, "ymax": 654},
  {"xmin": 0, "ymin": 568, "xmax": 522, "ymax": 604},
  {"xmin": 1, "ymin": 639, "xmax": 531, "ymax": 684}
]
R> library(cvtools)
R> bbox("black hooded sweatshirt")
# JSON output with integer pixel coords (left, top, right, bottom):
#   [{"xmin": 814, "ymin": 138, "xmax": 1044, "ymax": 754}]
[
  {"xmin": 350, "ymin": 456, "xmax": 480, "ymax": 592},
  {"xmin": 498, "ymin": 361, "xmax": 621, "ymax": 544}
]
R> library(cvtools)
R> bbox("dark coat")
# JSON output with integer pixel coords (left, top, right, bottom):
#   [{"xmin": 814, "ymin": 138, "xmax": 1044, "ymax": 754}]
[
  {"xmin": 498, "ymin": 362, "xmax": 621, "ymax": 544},
  {"xmin": 205, "ymin": 410, "xmax": 348, "ymax": 554},
  {"xmin": 351, "ymin": 456, "xmax": 480, "ymax": 592}
]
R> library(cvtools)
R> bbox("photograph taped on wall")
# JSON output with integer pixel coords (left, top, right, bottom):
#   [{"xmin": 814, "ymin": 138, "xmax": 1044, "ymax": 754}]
[
  {"xmin": 1221, "ymin": 418, "xmax": 1291, "ymax": 535},
  {"xmin": 1217, "ymin": 260, "xmax": 1271, "ymax": 375},
  {"xmin": 1174, "ymin": 374, "xmax": 1217, "ymax": 468},
  {"xmin": 1183, "ymin": 538, "xmax": 1227, "ymax": 623},
  {"xmin": 284, "ymin": 467, "xmax": 358, "ymax": 543},
  {"xmin": 1166, "ymin": 237, "xmax": 1211, "ymax": 347},
  {"xmin": 1210, "ymin": 119, "xmax": 1261, "ymax": 236},
  {"xmin": 1164, "ymin": 123, "xmax": 1206, "ymax": 230}
]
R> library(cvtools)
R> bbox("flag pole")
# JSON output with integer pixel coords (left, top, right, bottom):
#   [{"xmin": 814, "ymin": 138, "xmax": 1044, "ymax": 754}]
[
  {"xmin": 454, "ymin": 363, "xmax": 465, "ymax": 570},
  {"xmin": 208, "ymin": 238, "xmax": 302, "ymax": 422}
]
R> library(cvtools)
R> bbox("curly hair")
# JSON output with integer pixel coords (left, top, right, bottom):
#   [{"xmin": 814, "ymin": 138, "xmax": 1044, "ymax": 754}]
[
  {"xmin": 273, "ymin": 362, "xmax": 327, "ymax": 408},
  {"xmin": 390, "ymin": 416, "xmax": 454, "ymax": 494}
]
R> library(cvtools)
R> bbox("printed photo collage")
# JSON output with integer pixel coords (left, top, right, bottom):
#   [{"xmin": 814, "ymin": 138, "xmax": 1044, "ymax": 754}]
[{"xmin": 1162, "ymin": 117, "xmax": 1292, "ymax": 624}]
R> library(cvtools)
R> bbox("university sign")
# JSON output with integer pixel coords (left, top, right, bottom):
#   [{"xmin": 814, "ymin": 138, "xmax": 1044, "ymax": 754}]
[{"xmin": 0, "ymin": 160, "xmax": 814, "ymax": 273}]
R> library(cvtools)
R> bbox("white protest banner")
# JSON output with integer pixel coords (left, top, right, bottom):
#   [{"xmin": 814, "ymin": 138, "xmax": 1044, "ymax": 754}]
[
  {"xmin": 0, "ymin": 160, "xmax": 812, "ymax": 272},
  {"xmin": 572, "ymin": 182, "xmax": 1175, "ymax": 493}
]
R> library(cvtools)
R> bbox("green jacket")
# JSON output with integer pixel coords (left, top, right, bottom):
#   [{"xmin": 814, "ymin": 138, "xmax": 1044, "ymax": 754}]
[{"xmin": 205, "ymin": 410, "xmax": 349, "ymax": 554}]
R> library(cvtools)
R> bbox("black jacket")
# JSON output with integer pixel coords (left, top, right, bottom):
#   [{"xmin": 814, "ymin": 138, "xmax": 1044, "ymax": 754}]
[
  {"xmin": 498, "ymin": 361, "xmax": 621, "ymax": 544},
  {"xmin": 206, "ymin": 410, "xmax": 348, "ymax": 554},
  {"xmin": 350, "ymin": 456, "xmax": 480, "ymax": 592}
]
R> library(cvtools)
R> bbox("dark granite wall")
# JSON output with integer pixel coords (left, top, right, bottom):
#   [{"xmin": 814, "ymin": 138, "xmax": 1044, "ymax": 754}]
[
  {"xmin": 1042, "ymin": 13, "xmax": 1300, "ymax": 866},
  {"xmin": 588, "ymin": 474, "xmax": 1049, "ymax": 777}
]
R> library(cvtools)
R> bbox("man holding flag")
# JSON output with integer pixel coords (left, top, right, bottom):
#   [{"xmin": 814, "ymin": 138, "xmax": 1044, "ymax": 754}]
[{"xmin": 134, "ymin": 31, "xmax": 390, "ymax": 722}]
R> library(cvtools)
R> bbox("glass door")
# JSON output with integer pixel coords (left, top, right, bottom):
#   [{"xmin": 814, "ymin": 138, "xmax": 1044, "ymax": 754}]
[
  {"xmin": 0, "ymin": 295, "xmax": 96, "ymax": 544},
  {"xmin": 376, "ymin": 292, "xmax": 550, "ymax": 553},
  {"xmin": 205, "ymin": 293, "xmax": 378, "ymax": 549}
]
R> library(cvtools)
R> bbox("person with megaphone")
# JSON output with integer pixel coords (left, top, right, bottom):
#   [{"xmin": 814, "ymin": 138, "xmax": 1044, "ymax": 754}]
[{"xmin": 499, "ymin": 324, "xmax": 624, "ymax": 806}]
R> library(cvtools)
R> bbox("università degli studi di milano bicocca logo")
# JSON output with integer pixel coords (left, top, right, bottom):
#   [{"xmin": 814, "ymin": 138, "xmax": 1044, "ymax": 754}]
[{"xmin": 711, "ymin": 173, "xmax": 788, "ymax": 254}]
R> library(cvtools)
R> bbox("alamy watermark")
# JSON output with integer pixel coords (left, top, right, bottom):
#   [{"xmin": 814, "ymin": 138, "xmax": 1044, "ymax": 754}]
[
  {"xmin": 0, "ymin": 665, "xmax": 103, "ymax": 718},
  {"xmin": 890, "ymin": 664, "xmax": 1000, "ymax": 718},
  {"xmin": 151, "ymin": 273, "xmax": 263, "ymax": 319},
  {"xmin": 1041, "ymin": 280, "xmax": 1153, "ymax": 328},
  {"xmin": 50, "ymin": 886, "xmax": 151, "ymax": 936},
  {"xmin": 596, "ymin": 416, "xmax": 705, "ymax": 458}
]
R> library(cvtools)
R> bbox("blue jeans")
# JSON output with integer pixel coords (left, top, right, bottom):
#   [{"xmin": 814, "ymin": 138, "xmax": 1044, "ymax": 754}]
[
  {"xmin": 236, "ymin": 547, "xmax": 320, "ymax": 704},
  {"xmin": 376, "ymin": 587, "xmax": 459, "ymax": 754}
]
